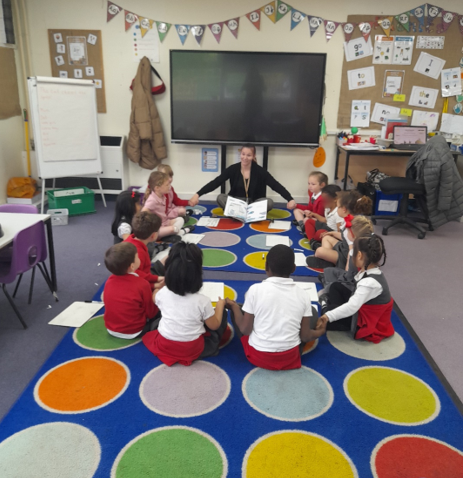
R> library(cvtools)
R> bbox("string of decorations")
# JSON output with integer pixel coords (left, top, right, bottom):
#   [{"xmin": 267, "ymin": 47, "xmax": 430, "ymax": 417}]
[{"xmin": 106, "ymin": 1, "xmax": 463, "ymax": 45}]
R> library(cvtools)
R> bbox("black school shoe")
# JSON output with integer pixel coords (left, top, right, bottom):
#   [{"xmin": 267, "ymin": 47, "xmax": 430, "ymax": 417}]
[
  {"xmin": 306, "ymin": 256, "xmax": 334, "ymax": 269},
  {"xmin": 161, "ymin": 234, "xmax": 182, "ymax": 244},
  {"xmin": 182, "ymin": 225, "xmax": 195, "ymax": 234},
  {"xmin": 151, "ymin": 260, "xmax": 166, "ymax": 276},
  {"xmin": 310, "ymin": 239, "xmax": 322, "ymax": 250}
]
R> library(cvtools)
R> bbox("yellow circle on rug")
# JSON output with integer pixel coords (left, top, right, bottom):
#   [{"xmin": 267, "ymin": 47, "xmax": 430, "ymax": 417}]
[
  {"xmin": 344, "ymin": 366, "xmax": 439, "ymax": 425},
  {"xmin": 211, "ymin": 207, "xmax": 224, "ymax": 216},
  {"xmin": 212, "ymin": 285, "xmax": 237, "ymax": 307},
  {"xmin": 35, "ymin": 357, "xmax": 129, "ymax": 413},
  {"xmin": 244, "ymin": 251, "xmax": 267, "ymax": 271},
  {"xmin": 299, "ymin": 238, "xmax": 311, "ymax": 250},
  {"xmin": 243, "ymin": 431, "xmax": 356, "ymax": 478}
]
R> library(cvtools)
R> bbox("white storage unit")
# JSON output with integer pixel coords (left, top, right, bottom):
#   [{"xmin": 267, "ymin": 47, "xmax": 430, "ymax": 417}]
[{"xmin": 99, "ymin": 135, "xmax": 129, "ymax": 194}]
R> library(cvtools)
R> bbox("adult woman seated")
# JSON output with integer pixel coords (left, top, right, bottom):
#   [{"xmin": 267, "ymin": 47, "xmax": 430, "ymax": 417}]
[{"xmin": 189, "ymin": 144, "xmax": 296, "ymax": 212}]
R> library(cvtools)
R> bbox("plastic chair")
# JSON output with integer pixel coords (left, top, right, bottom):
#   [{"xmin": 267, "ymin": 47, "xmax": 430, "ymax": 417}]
[{"xmin": 0, "ymin": 204, "xmax": 38, "ymax": 214}]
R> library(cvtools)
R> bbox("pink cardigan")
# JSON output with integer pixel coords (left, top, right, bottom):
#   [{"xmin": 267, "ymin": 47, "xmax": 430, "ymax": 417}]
[{"xmin": 144, "ymin": 191, "xmax": 180, "ymax": 226}]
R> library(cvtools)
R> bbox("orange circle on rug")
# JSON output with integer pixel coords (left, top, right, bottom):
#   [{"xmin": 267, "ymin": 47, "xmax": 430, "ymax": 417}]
[
  {"xmin": 371, "ymin": 435, "xmax": 463, "ymax": 478},
  {"xmin": 208, "ymin": 218, "xmax": 243, "ymax": 231},
  {"xmin": 34, "ymin": 357, "xmax": 129, "ymax": 414},
  {"xmin": 250, "ymin": 221, "xmax": 286, "ymax": 233},
  {"xmin": 244, "ymin": 251, "xmax": 267, "ymax": 271}
]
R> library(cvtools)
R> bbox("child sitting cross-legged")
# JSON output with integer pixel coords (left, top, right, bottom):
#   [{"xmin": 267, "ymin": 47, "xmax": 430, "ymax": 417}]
[
  {"xmin": 103, "ymin": 242, "xmax": 161, "ymax": 339},
  {"xmin": 226, "ymin": 245, "xmax": 327, "ymax": 371},
  {"xmin": 143, "ymin": 242, "xmax": 229, "ymax": 366}
]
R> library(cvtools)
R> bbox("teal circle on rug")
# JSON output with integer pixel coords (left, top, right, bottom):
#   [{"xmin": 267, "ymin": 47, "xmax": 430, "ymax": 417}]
[
  {"xmin": 191, "ymin": 205, "xmax": 206, "ymax": 213},
  {"xmin": 199, "ymin": 232, "xmax": 241, "ymax": 248},
  {"xmin": 112, "ymin": 427, "xmax": 227, "ymax": 478},
  {"xmin": 74, "ymin": 315, "xmax": 141, "ymax": 351},
  {"xmin": 202, "ymin": 249, "xmax": 237, "ymax": 268},
  {"xmin": 0, "ymin": 422, "xmax": 100, "ymax": 477},
  {"xmin": 242, "ymin": 366, "xmax": 333, "ymax": 421},
  {"xmin": 267, "ymin": 209, "xmax": 291, "ymax": 220},
  {"xmin": 246, "ymin": 234, "xmax": 293, "ymax": 250}
]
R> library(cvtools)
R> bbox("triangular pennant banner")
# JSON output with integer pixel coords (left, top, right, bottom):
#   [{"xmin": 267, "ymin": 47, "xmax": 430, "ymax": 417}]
[
  {"xmin": 324, "ymin": 20, "xmax": 340, "ymax": 41},
  {"xmin": 342, "ymin": 22, "xmax": 356, "ymax": 42},
  {"xmin": 358, "ymin": 21, "xmax": 373, "ymax": 41},
  {"xmin": 175, "ymin": 24, "xmax": 190, "ymax": 44},
  {"xmin": 156, "ymin": 22, "xmax": 171, "ymax": 42},
  {"xmin": 209, "ymin": 22, "xmax": 224, "ymax": 43},
  {"xmin": 426, "ymin": 4, "xmax": 442, "ymax": 28},
  {"xmin": 411, "ymin": 5, "xmax": 426, "ymax": 32},
  {"xmin": 107, "ymin": 1, "xmax": 121, "ymax": 22},
  {"xmin": 437, "ymin": 11, "xmax": 457, "ymax": 33},
  {"xmin": 261, "ymin": 1, "xmax": 277, "ymax": 23},
  {"xmin": 124, "ymin": 10, "xmax": 138, "ymax": 31},
  {"xmin": 246, "ymin": 10, "xmax": 261, "ymax": 30},
  {"xmin": 395, "ymin": 12, "xmax": 410, "ymax": 32},
  {"xmin": 139, "ymin": 17, "xmax": 153, "ymax": 38},
  {"xmin": 290, "ymin": 9, "xmax": 306, "ymax": 30},
  {"xmin": 378, "ymin": 17, "xmax": 393, "ymax": 36},
  {"xmin": 191, "ymin": 25, "xmax": 205, "ymax": 45},
  {"xmin": 459, "ymin": 15, "xmax": 463, "ymax": 34},
  {"xmin": 226, "ymin": 18, "xmax": 240, "ymax": 38},
  {"xmin": 276, "ymin": 1, "xmax": 291, "ymax": 22},
  {"xmin": 308, "ymin": 16, "xmax": 322, "ymax": 36}
]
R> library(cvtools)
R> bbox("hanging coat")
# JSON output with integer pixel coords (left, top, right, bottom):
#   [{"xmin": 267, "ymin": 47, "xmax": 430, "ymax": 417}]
[{"xmin": 127, "ymin": 57, "xmax": 167, "ymax": 169}]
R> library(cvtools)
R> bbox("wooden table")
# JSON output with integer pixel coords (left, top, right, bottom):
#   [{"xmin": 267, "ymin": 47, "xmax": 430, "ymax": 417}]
[{"xmin": 0, "ymin": 213, "xmax": 57, "ymax": 290}]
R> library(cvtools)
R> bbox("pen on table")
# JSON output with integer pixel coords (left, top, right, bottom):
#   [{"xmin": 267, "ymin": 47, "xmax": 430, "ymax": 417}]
[{"xmin": 262, "ymin": 253, "xmax": 265, "ymax": 260}]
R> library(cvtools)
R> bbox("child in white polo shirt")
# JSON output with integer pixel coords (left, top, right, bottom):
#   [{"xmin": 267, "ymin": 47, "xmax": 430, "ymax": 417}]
[{"xmin": 226, "ymin": 245, "xmax": 327, "ymax": 370}]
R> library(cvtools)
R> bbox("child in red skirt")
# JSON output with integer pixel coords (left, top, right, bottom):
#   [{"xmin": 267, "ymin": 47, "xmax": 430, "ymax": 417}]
[
  {"xmin": 143, "ymin": 242, "xmax": 228, "ymax": 366},
  {"xmin": 226, "ymin": 245, "xmax": 327, "ymax": 370}
]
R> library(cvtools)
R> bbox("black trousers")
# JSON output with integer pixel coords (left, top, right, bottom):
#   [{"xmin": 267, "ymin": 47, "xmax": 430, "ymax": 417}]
[
  {"xmin": 325, "ymin": 282, "xmax": 353, "ymax": 331},
  {"xmin": 199, "ymin": 310, "xmax": 229, "ymax": 358}
]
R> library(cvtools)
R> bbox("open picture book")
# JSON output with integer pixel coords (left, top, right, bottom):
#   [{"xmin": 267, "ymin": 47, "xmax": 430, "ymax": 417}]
[{"xmin": 224, "ymin": 197, "xmax": 267, "ymax": 223}]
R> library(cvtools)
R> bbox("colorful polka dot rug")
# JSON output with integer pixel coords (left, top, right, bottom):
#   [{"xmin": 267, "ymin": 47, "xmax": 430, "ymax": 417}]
[
  {"xmin": 185, "ymin": 205, "xmax": 320, "ymax": 276},
  {"xmin": 0, "ymin": 279, "xmax": 462, "ymax": 478}
]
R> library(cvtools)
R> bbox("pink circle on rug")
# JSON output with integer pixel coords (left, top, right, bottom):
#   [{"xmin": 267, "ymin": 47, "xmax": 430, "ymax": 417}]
[
  {"xmin": 139, "ymin": 361, "xmax": 231, "ymax": 418},
  {"xmin": 199, "ymin": 232, "xmax": 241, "ymax": 247}
]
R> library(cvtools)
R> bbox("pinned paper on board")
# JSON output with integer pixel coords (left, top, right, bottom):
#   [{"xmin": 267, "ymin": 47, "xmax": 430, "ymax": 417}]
[
  {"xmin": 416, "ymin": 36, "xmax": 445, "ymax": 49},
  {"xmin": 413, "ymin": 52, "xmax": 446, "ymax": 79},
  {"xmin": 344, "ymin": 35, "xmax": 373, "ymax": 62},
  {"xmin": 53, "ymin": 33, "xmax": 63, "ymax": 43},
  {"xmin": 440, "ymin": 113, "xmax": 463, "ymax": 135},
  {"xmin": 371, "ymin": 103, "xmax": 401, "ymax": 125},
  {"xmin": 373, "ymin": 36, "xmax": 394, "ymax": 64},
  {"xmin": 441, "ymin": 68, "xmax": 462, "ymax": 98},
  {"xmin": 383, "ymin": 70, "xmax": 405, "ymax": 97},
  {"xmin": 409, "ymin": 86, "xmax": 439, "ymax": 109},
  {"xmin": 56, "ymin": 44, "xmax": 65, "ymax": 54},
  {"xmin": 392, "ymin": 36, "xmax": 414, "ymax": 65},
  {"xmin": 347, "ymin": 66, "xmax": 376, "ymax": 90},
  {"xmin": 411, "ymin": 110, "xmax": 440, "ymax": 131},
  {"xmin": 67, "ymin": 36, "xmax": 88, "ymax": 66},
  {"xmin": 351, "ymin": 100, "xmax": 371, "ymax": 127}
]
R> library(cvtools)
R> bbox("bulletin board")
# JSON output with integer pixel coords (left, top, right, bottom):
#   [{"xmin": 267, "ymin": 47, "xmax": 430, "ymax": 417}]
[
  {"xmin": 48, "ymin": 29, "xmax": 106, "ymax": 113},
  {"xmin": 0, "ymin": 46, "xmax": 21, "ymax": 119},
  {"xmin": 337, "ymin": 14, "xmax": 462, "ymax": 128}
]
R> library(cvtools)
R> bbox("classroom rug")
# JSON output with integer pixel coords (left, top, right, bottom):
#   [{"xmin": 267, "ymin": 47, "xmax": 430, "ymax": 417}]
[
  {"xmin": 185, "ymin": 205, "xmax": 320, "ymax": 277},
  {"xmin": 0, "ymin": 280, "xmax": 462, "ymax": 478}
]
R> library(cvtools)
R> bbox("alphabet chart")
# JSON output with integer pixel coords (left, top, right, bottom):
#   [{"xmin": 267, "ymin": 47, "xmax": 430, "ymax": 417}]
[
  {"xmin": 347, "ymin": 66, "xmax": 376, "ymax": 90},
  {"xmin": 392, "ymin": 36, "xmax": 414, "ymax": 65},
  {"xmin": 413, "ymin": 52, "xmax": 446, "ymax": 79},
  {"xmin": 409, "ymin": 86, "xmax": 439, "ymax": 109},
  {"xmin": 351, "ymin": 100, "xmax": 371, "ymax": 127}
]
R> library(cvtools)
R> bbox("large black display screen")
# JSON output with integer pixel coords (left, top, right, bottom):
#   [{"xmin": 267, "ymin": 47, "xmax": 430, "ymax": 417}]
[{"xmin": 170, "ymin": 50, "xmax": 326, "ymax": 146}]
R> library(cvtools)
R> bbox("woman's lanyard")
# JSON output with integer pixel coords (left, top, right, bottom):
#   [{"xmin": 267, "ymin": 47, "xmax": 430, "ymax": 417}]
[{"xmin": 243, "ymin": 173, "xmax": 250, "ymax": 203}]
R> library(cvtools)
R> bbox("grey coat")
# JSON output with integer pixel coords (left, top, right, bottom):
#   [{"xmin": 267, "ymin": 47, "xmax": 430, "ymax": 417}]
[{"xmin": 406, "ymin": 135, "xmax": 463, "ymax": 229}]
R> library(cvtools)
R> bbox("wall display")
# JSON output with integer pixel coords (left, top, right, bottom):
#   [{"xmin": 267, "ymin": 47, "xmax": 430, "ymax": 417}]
[
  {"xmin": 383, "ymin": 70, "xmax": 405, "ymax": 97},
  {"xmin": 453, "ymin": 103, "xmax": 462, "ymax": 114},
  {"xmin": 132, "ymin": 23, "xmax": 160, "ymax": 63},
  {"xmin": 373, "ymin": 36, "xmax": 394, "ymax": 64},
  {"xmin": 351, "ymin": 100, "xmax": 371, "ymax": 127},
  {"xmin": 413, "ymin": 51, "xmax": 446, "ymax": 79},
  {"xmin": 416, "ymin": 35, "xmax": 445, "ymax": 49},
  {"xmin": 411, "ymin": 110, "xmax": 440, "ymax": 130},
  {"xmin": 409, "ymin": 85, "xmax": 439, "ymax": 108},
  {"xmin": 392, "ymin": 36, "xmax": 415, "ymax": 65},
  {"xmin": 344, "ymin": 35, "xmax": 373, "ymax": 62},
  {"xmin": 347, "ymin": 66, "xmax": 376, "ymax": 90},
  {"xmin": 201, "ymin": 148, "xmax": 219, "ymax": 172},
  {"xmin": 59, "ymin": 71, "xmax": 68, "ymax": 78},
  {"xmin": 371, "ymin": 102, "xmax": 401, "ymax": 125},
  {"xmin": 67, "ymin": 37, "xmax": 88, "ymax": 65},
  {"xmin": 441, "ymin": 67, "xmax": 462, "ymax": 97},
  {"xmin": 440, "ymin": 112, "xmax": 463, "ymax": 134},
  {"xmin": 56, "ymin": 43, "xmax": 65, "ymax": 54}
]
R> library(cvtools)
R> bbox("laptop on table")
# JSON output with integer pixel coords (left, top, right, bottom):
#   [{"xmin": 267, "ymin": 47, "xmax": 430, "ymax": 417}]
[{"xmin": 392, "ymin": 126, "xmax": 428, "ymax": 151}]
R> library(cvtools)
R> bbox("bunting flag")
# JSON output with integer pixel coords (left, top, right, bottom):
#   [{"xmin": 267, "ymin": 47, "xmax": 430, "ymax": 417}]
[
  {"xmin": 342, "ymin": 22, "xmax": 356, "ymax": 42},
  {"xmin": 124, "ymin": 10, "xmax": 138, "ymax": 31},
  {"xmin": 411, "ymin": 5, "xmax": 425, "ymax": 32},
  {"xmin": 358, "ymin": 21, "xmax": 373, "ymax": 41},
  {"xmin": 139, "ymin": 17, "xmax": 153, "ymax": 37},
  {"xmin": 175, "ymin": 24, "xmax": 190, "ymax": 44},
  {"xmin": 246, "ymin": 10, "xmax": 261, "ymax": 30},
  {"xmin": 276, "ymin": 1, "xmax": 291, "ymax": 22},
  {"xmin": 378, "ymin": 17, "xmax": 393, "ymax": 36},
  {"xmin": 261, "ymin": 1, "xmax": 277, "ymax": 23},
  {"xmin": 156, "ymin": 22, "xmax": 171, "ymax": 42},
  {"xmin": 107, "ymin": 1, "xmax": 122, "ymax": 22},
  {"xmin": 459, "ymin": 15, "xmax": 463, "ymax": 34},
  {"xmin": 426, "ymin": 4, "xmax": 442, "ymax": 29},
  {"xmin": 290, "ymin": 9, "xmax": 306, "ymax": 30},
  {"xmin": 209, "ymin": 22, "xmax": 224, "ymax": 43},
  {"xmin": 191, "ymin": 25, "xmax": 206, "ymax": 44},
  {"xmin": 308, "ymin": 16, "xmax": 323, "ymax": 37},
  {"xmin": 395, "ymin": 12, "xmax": 410, "ymax": 32},
  {"xmin": 324, "ymin": 20, "xmax": 340, "ymax": 41},
  {"xmin": 437, "ymin": 11, "xmax": 457, "ymax": 33},
  {"xmin": 226, "ymin": 18, "xmax": 240, "ymax": 38}
]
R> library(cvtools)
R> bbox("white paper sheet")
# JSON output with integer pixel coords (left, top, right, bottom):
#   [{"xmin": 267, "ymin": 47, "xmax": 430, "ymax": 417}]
[
  {"xmin": 411, "ymin": 110, "xmax": 440, "ymax": 131},
  {"xmin": 371, "ymin": 103, "xmax": 401, "ymax": 125},
  {"xmin": 294, "ymin": 282, "xmax": 319, "ymax": 302},
  {"xmin": 440, "ymin": 113, "xmax": 464, "ymax": 135},
  {"xmin": 409, "ymin": 86, "xmax": 439, "ymax": 109},
  {"xmin": 266, "ymin": 235, "xmax": 290, "ymax": 247},
  {"xmin": 347, "ymin": 66, "xmax": 376, "ymax": 90},
  {"xmin": 413, "ymin": 52, "xmax": 446, "ymax": 80},
  {"xmin": 197, "ymin": 216, "xmax": 220, "ymax": 227},
  {"xmin": 48, "ymin": 302, "xmax": 104, "ymax": 328},
  {"xmin": 344, "ymin": 36, "xmax": 373, "ymax": 62},
  {"xmin": 182, "ymin": 233, "xmax": 205, "ymax": 244},
  {"xmin": 351, "ymin": 100, "xmax": 371, "ymax": 128},
  {"xmin": 294, "ymin": 252, "xmax": 308, "ymax": 267},
  {"xmin": 199, "ymin": 282, "xmax": 224, "ymax": 302},
  {"xmin": 268, "ymin": 221, "xmax": 291, "ymax": 231}
]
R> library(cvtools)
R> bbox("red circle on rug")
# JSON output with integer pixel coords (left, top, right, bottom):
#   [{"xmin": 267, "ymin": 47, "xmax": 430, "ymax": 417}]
[
  {"xmin": 372, "ymin": 435, "xmax": 463, "ymax": 478},
  {"xmin": 208, "ymin": 218, "xmax": 243, "ymax": 231}
]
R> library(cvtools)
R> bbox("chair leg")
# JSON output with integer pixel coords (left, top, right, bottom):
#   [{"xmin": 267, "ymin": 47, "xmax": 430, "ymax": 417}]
[
  {"xmin": 2, "ymin": 284, "xmax": 27, "ymax": 329},
  {"xmin": 12, "ymin": 273, "xmax": 23, "ymax": 298},
  {"xmin": 37, "ymin": 262, "xmax": 59, "ymax": 302},
  {"xmin": 28, "ymin": 266, "xmax": 36, "ymax": 305}
]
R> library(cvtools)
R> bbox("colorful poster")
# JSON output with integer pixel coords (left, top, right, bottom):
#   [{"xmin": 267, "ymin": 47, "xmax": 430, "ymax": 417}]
[
  {"xmin": 226, "ymin": 18, "xmax": 239, "ymax": 38},
  {"xmin": 373, "ymin": 36, "xmax": 394, "ymax": 64},
  {"xmin": 347, "ymin": 66, "xmax": 376, "ymax": 90},
  {"xmin": 156, "ymin": 22, "xmax": 171, "ymax": 42},
  {"xmin": 132, "ymin": 23, "xmax": 159, "ymax": 63},
  {"xmin": 124, "ymin": 10, "xmax": 138, "ymax": 31},
  {"xmin": 351, "ymin": 100, "xmax": 371, "ymax": 127},
  {"xmin": 139, "ymin": 17, "xmax": 153, "ymax": 38},
  {"xmin": 392, "ymin": 36, "xmax": 414, "ymax": 65},
  {"xmin": 261, "ymin": 2, "xmax": 277, "ymax": 23},
  {"xmin": 378, "ymin": 17, "xmax": 393, "ymax": 36},
  {"xmin": 342, "ymin": 22, "xmax": 356, "ymax": 42},
  {"xmin": 395, "ymin": 12, "xmax": 410, "ymax": 32},
  {"xmin": 413, "ymin": 52, "xmax": 446, "ymax": 79},
  {"xmin": 107, "ymin": 1, "xmax": 121, "ymax": 22},
  {"xmin": 246, "ymin": 10, "xmax": 261, "ymax": 30},
  {"xmin": 308, "ymin": 16, "xmax": 322, "ymax": 37},
  {"xmin": 191, "ymin": 25, "xmax": 205, "ymax": 45},
  {"xmin": 209, "ymin": 22, "xmax": 224, "ymax": 43},
  {"xmin": 324, "ymin": 20, "xmax": 339, "ymax": 42},
  {"xmin": 383, "ymin": 70, "xmax": 405, "ymax": 97},
  {"xmin": 175, "ymin": 24, "xmax": 190, "ymax": 45},
  {"xmin": 290, "ymin": 9, "xmax": 306, "ymax": 30},
  {"xmin": 409, "ymin": 86, "xmax": 439, "ymax": 109},
  {"xmin": 276, "ymin": 1, "xmax": 291, "ymax": 22}
]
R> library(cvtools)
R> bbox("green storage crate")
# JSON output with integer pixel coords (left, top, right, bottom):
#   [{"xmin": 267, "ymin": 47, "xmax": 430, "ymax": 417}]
[{"xmin": 47, "ymin": 187, "xmax": 96, "ymax": 216}]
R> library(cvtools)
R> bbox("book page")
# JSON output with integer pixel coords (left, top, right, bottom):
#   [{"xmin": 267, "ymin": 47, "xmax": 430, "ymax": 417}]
[
  {"xmin": 182, "ymin": 234, "xmax": 205, "ymax": 244},
  {"xmin": 268, "ymin": 220, "xmax": 291, "ymax": 231},
  {"xmin": 266, "ymin": 235, "xmax": 290, "ymax": 247},
  {"xmin": 294, "ymin": 252, "xmax": 308, "ymax": 267},
  {"xmin": 294, "ymin": 282, "xmax": 319, "ymax": 302},
  {"xmin": 245, "ymin": 199, "xmax": 268, "ymax": 223},
  {"xmin": 197, "ymin": 216, "xmax": 220, "ymax": 227},
  {"xmin": 224, "ymin": 196, "xmax": 247, "ymax": 222},
  {"xmin": 199, "ymin": 282, "xmax": 225, "ymax": 302}
]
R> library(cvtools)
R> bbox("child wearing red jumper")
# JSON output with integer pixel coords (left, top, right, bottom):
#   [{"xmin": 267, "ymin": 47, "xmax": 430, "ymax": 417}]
[
  {"xmin": 293, "ymin": 171, "xmax": 328, "ymax": 233},
  {"xmin": 124, "ymin": 211, "xmax": 162, "ymax": 290},
  {"xmin": 158, "ymin": 164, "xmax": 189, "ymax": 210},
  {"xmin": 103, "ymin": 242, "xmax": 161, "ymax": 339},
  {"xmin": 226, "ymin": 245, "xmax": 327, "ymax": 370}
]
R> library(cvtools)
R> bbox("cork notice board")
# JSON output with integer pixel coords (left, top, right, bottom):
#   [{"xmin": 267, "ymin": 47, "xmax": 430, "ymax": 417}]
[
  {"xmin": 0, "ymin": 46, "xmax": 21, "ymax": 119},
  {"xmin": 48, "ymin": 29, "xmax": 106, "ymax": 113},
  {"xmin": 337, "ymin": 15, "xmax": 462, "ymax": 128}
]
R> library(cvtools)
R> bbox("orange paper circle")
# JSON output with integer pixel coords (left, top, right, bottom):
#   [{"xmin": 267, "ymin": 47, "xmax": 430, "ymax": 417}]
[{"xmin": 313, "ymin": 147, "xmax": 326, "ymax": 168}]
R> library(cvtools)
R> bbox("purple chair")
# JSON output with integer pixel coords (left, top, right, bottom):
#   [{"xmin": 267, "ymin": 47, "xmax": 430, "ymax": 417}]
[
  {"xmin": 0, "ymin": 204, "xmax": 38, "ymax": 214},
  {"xmin": 0, "ymin": 222, "xmax": 56, "ymax": 328}
]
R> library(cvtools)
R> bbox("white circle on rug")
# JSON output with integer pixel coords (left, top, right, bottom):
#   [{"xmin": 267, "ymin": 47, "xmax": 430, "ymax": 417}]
[
  {"xmin": 246, "ymin": 234, "xmax": 293, "ymax": 250},
  {"xmin": 327, "ymin": 331, "xmax": 406, "ymax": 361},
  {"xmin": 199, "ymin": 231, "xmax": 241, "ymax": 247},
  {"xmin": 0, "ymin": 422, "xmax": 101, "ymax": 477},
  {"xmin": 242, "ymin": 366, "xmax": 333, "ymax": 421},
  {"xmin": 140, "ymin": 361, "xmax": 231, "ymax": 417}
]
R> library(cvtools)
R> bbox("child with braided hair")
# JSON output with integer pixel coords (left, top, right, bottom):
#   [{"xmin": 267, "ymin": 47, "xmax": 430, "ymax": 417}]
[{"xmin": 318, "ymin": 234, "xmax": 394, "ymax": 343}]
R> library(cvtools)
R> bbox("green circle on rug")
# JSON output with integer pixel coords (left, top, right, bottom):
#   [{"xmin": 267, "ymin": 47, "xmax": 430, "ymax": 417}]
[
  {"xmin": 202, "ymin": 249, "xmax": 237, "ymax": 268},
  {"xmin": 113, "ymin": 427, "xmax": 226, "ymax": 478},
  {"xmin": 267, "ymin": 209, "xmax": 291, "ymax": 220},
  {"xmin": 74, "ymin": 315, "xmax": 141, "ymax": 351},
  {"xmin": 185, "ymin": 217, "xmax": 198, "ymax": 227}
]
